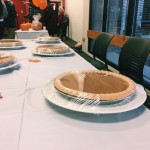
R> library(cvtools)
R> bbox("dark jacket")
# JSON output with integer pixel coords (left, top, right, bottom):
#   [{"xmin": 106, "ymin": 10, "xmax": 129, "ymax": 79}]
[
  {"xmin": 0, "ymin": 1, "xmax": 8, "ymax": 20},
  {"xmin": 4, "ymin": 0, "xmax": 17, "ymax": 28}
]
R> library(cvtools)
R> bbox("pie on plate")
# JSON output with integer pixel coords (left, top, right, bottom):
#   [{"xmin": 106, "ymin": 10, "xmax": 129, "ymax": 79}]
[
  {"xmin": 54, "ymin": 70, "xmax": 136, "ymax": 101},
  {"xmin": 0, "ymin": 39, "xmax": 23, "ymax": 48},
  {"xmin": 0, "ymin": 52, "xmax": 15, "ymax": 68},
  {"xmin": 43, "ymin": 82, "xmax": 146, "ymax": 114},
  {"xmin": 35, "ymin": 36, "xmax": 61, "ymax": 43},
  {"xmin": 35, "ymin": 45, "xmax": 70, "ymax": 54}
]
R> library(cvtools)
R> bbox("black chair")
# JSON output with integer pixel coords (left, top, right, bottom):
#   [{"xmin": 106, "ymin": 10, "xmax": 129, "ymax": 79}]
[
  {"xmin": 143, "ymin": 58, "xmax": 150, "ymax": 90},
  {"xmin": 92, "ymin": 32, "xmax": 114, "ymax": 69},
  {"xmin": 106, "ymin": 34, "xmax": 129, "ymax": 70},
  {"xmin": 119, "ymin": 37, "xmax": 150, "ymax": 85}
]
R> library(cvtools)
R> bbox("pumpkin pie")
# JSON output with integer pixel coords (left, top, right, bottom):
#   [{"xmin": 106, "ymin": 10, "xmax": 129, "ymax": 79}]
[
  {"xmin": 54, "ymin": 70, "xmax": 136, "ymax": 101},
  {"xmin": 37, "ymin": 36, "xmax": 60, "ymax": 41},
  {"xmin": 35, "ymin": 45, "xmax": 70, "ymax": 54},
  {"xmin": 0, "ymin": 52, "xmax": 14, "ymax": 67},
  {"xmin": 0, "ymin": 39, "xmax": 23, "ymax": 47}
]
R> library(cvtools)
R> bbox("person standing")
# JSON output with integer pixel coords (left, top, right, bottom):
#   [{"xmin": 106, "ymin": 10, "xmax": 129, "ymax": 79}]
[
  {"xmin": 42, "ymin": 3, "xmax": 57, "ymax": 36},
  {"xmin": 4, "ymin": 0, "xmax": 17, "ymax": 39},
  {"xmin": 57, "ymin": 6, "xmax": 69, "ymax": 40},
  {"xmin": 24, "ymin": 0, "xmax": 42, "ymax": 23},
  {"xmin": 0, "ymin": 0, "xmax": 7, "ymax": 39}
]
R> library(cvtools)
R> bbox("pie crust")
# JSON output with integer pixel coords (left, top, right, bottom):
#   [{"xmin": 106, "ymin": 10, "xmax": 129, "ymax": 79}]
[
  {"xmin": 35, "ymin": 45, "xmax": 70, "ymax": 54},
  {"xmin": 0, "ymin": 52, "xmax": 14, "ymax": 67},
  {"xmin": 0, "ymin": 39, "xmax": 23, "ymax": 47},
  {"xmin": 54, "ymin": 70, "xmax": 136, "ymax": 101},
  {"xmin": 37, "ymin": 36, "xmax": 60, "ymax": 41}
]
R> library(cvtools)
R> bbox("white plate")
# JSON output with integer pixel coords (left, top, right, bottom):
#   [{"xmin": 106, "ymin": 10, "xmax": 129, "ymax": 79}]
[
  {"xmin": 0, "ymin": 59, "xmax": 20, "ymax": 71},
  {"xmin": 56, "ymin": 89, "xmax": 134, "ymax": 105},
  {"xmin": 0, "ymin": 45, "xmax": 25, "ymax": 50},
  {"xmin": 43, "ymin": 81, "xmax": 147, "ymax": 114},
  {"xmin": 32, "ymin": 49, "xmax": 74, "ymax": 56},
  {"xmin": 0, "ymin": 59, "xmax": 13, "ymax": 68}
]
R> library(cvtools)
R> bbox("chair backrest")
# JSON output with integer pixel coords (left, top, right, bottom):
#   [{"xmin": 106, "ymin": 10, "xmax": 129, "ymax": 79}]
[
  {"xmin": 119, "ymin": 37, "xmax": 150, "ymax": 84},
  {"xmin": 110, "ymin": 34, "xmax": 129, "ymax": 48},
  {"xmin": 87, "ymin": 30, "xmax": 129, "ymax": 69},
  {"xmin": 106, "ymin": 34, "xmax": 129, "ymax": 69},
  {"xmin": 92, "ymin": 32, "xmax": 114, "ymax": 64},
  {"xmin": 87, "ymin": 30, "xmax": 129, "ymax": 47},
  {"xmin": 87, "ymin": 30, "xmax": 100, "ymax": 40}
]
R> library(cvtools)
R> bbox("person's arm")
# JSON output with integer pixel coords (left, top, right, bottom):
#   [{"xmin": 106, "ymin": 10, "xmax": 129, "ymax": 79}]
[
  {"xmin": 11, "ymin": 4, "xmax": 17, "ymax": 18},
  {"xmin": 2, "ymin": 2, "xmax": 8, "ymax": 19}
]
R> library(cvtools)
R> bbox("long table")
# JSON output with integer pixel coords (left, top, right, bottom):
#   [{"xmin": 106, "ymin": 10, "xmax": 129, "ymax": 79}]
[{"xmin": 0, "ymin": 40, "xmax": 150, "ymax": 150}]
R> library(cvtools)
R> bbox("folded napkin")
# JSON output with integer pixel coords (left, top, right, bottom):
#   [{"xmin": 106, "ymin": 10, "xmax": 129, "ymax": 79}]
[{"xmin": 28, "ymin": 58, "xmax": 41, "ymax": 63}]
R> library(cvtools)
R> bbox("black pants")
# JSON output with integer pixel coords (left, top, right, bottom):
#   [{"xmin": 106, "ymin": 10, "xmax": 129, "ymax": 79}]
[
  {"xmin": 57, "ymin": 23, "xmax": 68, "ymax": 38},
  {"xmin": 0, "ymin": 21, "xmax": 5, "ymax": 39},
  {"xmin": 46, "ymin": 25, "xmax": 56, "ymax": 36}
]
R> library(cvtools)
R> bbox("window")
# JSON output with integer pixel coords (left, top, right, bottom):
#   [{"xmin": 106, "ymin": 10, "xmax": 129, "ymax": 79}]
[
  {"xmin": 89, "ymin": 0, "xmax": 150, "ymax": 54},
  {"xmin": 90, "ymin": 0, "xmax": 104, "ymax": 31},
  {"xmin": 89, "ymin": 0, "xmax": 129, "ymax": 53},
  {"xmin": 135, "ymin": 0, "xmax": 150, "ymax": 38},
  {"xmin": 89, "ymin": 0, "xmax": 104, "ymax": 52},
  {"xmin": 107, "ymin": 0, "xmax": 128, "ymax": 34},
  {"xmin": 90, "ymin": 0, "xmax": 150, "ymax": 38}
]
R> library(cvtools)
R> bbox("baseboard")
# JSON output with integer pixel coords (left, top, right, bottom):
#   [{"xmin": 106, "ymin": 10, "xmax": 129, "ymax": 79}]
[{"xmin": 108, "ymin": 65, "xmax": 119, "ymax": 73}]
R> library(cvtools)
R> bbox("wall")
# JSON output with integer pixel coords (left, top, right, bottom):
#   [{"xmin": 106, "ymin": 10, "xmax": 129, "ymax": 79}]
[
  {"xmin": 65, "ymin": 0, "xmax": 90, "ymax": 54},
  {"xmin": 65, "ymin": 0, "xmax": 84, "ymax": 42},
  {"xmin": 82, "ymin": 0, "xmax": 90, "ymax": 54}
]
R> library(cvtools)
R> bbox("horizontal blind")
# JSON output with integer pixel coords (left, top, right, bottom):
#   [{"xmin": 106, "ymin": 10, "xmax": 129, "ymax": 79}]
[
  {"xmin": 135, "ymin": 0, "xmax": 150, "ymax": 39},
  {"xmin": 90, "ymin": 0, "xmax": 104, "ymax": 31},
  {"xmin": 106, "ymin": 0, "xmax": 128, "ymax": 34},
  {"xmin": 89, "ymin": 0, "xmax": 104, "ymax": 52}
]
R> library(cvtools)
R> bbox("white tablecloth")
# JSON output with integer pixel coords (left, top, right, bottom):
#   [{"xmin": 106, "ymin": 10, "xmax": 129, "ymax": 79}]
[
  {"xmin": 0, "ymin": 40, "xmax": 150, "ymax": 150},
  {"xmin": 15, "ymin": 29, "xmax": 49, "ymax": 39}
]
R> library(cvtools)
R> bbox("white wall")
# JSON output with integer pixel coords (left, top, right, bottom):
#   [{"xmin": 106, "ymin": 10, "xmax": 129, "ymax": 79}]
[
  {"xmin": 65, "ymin": 0, "xmax": 90, "ymax": 54},
  {"xmin": 65, "ymin": 0, "xmax": 84, "ymax": 42},
  {"xmin": 82, "ymin": 0, "xmax": 90, "ymax": 54}
]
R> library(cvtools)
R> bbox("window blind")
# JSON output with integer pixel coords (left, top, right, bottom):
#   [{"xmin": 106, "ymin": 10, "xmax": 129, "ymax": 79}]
[
  {"xmin": 135, "ymin": 0, "xmax": 150, "ymax": 39},
  {"xmin": 90, "ymin": 0, "xmax": 104, "ymax": 31},
  {"xmin": 106, "ymin": 0, "xmax": 128, "ymax": 34}
]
